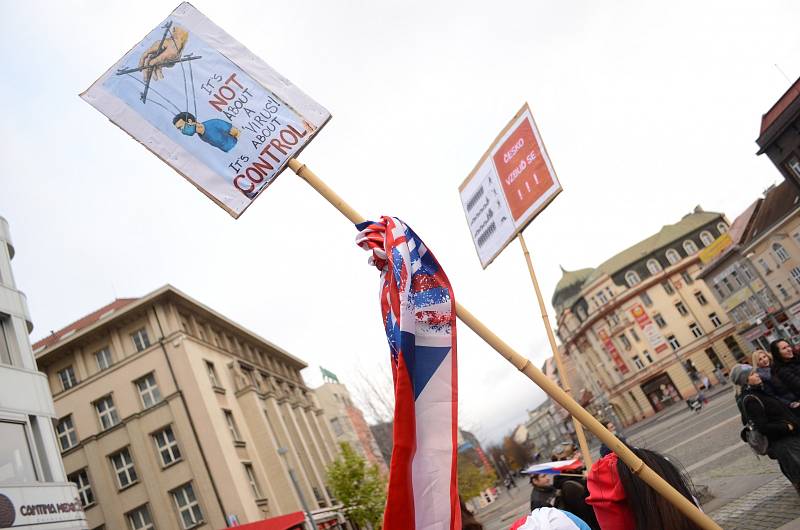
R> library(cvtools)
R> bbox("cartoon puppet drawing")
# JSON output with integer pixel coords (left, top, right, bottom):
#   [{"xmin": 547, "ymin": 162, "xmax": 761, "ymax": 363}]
[
  {"xmin": 116, "ymin": 22, "xmax": 239, "ymax": 153},
  {"xmin": 173, "ymin": 112, "xmax": 240, "ymax": 152}
]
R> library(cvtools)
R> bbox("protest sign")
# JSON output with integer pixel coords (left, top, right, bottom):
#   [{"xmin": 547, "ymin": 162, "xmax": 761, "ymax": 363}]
[
  {"xmin": 459, "ymin": 104, "xmax": 562, "ymax": 268},
  {"xmin": 81, "ymin": 2, "xmax": 330, "ymax": 218}
]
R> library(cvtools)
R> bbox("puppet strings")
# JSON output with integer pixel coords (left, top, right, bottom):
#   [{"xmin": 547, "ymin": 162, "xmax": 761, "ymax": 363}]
[
  {"xmin": 169, "ymin": 32, "xmax": 198, "ymax": 117},
  {"xmin": 125, "ymin": 74, "xmax": 181, "ymax": 116}
]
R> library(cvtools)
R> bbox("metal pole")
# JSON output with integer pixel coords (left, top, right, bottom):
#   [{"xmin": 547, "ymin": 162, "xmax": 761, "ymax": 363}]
[{"xmin": 279, "ymin": 448, "xmax": 319, "ymax": 530}]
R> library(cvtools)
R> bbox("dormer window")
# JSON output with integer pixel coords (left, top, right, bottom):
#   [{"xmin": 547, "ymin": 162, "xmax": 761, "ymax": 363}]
[
  {"xmin": 646, "ymin": 259, "xmax": 662, "ymax": 275},
  {"xmin": 666, "ymin": 249, "xmax": 680, "ymax": 265},
  {"xmin": 625, "ymin": 271, "xmax": 641, "ymax": 287},
  {"xmin": 699, "ymin": 231, "xmax": 714, "ymax": 247},
  {"xmin": 683, "ymin": 240, "xmax": 698, "ymax": 255}
]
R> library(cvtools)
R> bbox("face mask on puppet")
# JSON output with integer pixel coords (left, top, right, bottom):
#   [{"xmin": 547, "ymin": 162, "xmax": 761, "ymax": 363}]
[{"xmin": 181, "ymin": 122, "xmax": 197, "ymax": 136}]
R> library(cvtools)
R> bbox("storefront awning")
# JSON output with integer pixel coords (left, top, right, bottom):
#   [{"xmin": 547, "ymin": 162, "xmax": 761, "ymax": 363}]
[{"xmin": 224, "ymin": 512, "xmax": 305, "ymax": 530}]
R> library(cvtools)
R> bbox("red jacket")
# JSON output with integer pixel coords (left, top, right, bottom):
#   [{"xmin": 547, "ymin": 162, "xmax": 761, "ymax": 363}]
[{"xmin": 585, "ymin": 453, "xmax": 635, "ymax": 530}]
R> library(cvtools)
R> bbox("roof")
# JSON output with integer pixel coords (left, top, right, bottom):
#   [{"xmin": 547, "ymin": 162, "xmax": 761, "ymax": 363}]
[
  {"xmin": 32, "ymin": 285, "xmax": 308, "ymax": 368},
  {"xmin": 584, "ymin": 210, "xmax": 723, "ymax": 285},
  {"xmin": 695, "ymin": 198, "xmax": 761, "ymax": 276},
  {"xmin": 32, "ymin": 298, "xmax": 138, "ymax": 351},
  {"xmin": 551, "ymin": 267, "xmax": 594, "ymax": 310},
  {"xmin": 745, "ymin": 181, "xmax": 800, "ymax": 245},
  {"xmin": 760, "ymin": 77, "xmax": 800, "ymax": 136}
]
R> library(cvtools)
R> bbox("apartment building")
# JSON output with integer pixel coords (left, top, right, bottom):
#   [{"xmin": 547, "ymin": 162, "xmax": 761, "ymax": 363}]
[
  {"xmin": 313, "ymin": 370, "xmax": 387, "ymax": 475},
  {"xmin": 33, "ymin": 285, "xmax": 342, "ymax": 530},
  {"xmin": 553, "ymin": 209, "xmax": 748, "ymax": 425},
  {"xmin": 0, "ymin": 216, "xmax": 86, "ymax": 529}
]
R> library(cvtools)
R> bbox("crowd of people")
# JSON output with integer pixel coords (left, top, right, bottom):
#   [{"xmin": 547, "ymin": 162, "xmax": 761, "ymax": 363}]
[{"xmin": 459, "ymin": 338, "xmax": 800, "ymax": 530}]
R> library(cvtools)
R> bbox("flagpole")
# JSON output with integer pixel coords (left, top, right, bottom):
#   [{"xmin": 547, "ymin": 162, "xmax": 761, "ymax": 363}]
[
  {"xmin": 517, "ymin": 233, "xmax": 593, "ymax": 470},
  {"xmin": 287, "ymin": 158, "xmax": 722, "ymax": 530}
]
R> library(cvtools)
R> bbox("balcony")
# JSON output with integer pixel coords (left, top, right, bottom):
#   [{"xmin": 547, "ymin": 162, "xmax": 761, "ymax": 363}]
[{"xmin": 0, "ymin": 284, "xmax": 33, "ymax": 333}]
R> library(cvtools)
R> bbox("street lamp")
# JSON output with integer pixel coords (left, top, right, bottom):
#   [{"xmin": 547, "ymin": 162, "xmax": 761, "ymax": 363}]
[{"xmin": 277, "ymin": 447, "xmax": 319, "ymax": 530}]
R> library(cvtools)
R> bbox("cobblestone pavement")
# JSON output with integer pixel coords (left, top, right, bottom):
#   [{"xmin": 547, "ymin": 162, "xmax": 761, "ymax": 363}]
[{"xmin": 710, "ymin": 477, "xmax": 800, "ymax": 529}]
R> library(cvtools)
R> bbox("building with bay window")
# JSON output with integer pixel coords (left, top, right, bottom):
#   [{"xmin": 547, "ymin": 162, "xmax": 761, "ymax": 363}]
[
  {"xmin": 34, "ymin": 285, "xmax": 344, "ymax": 530},
  {"xmin": 0, "ymin": 216, "xmax": 86, "ymax": 529},
  {"xmin": 553, "ymin": 208, "xmax": 747, "ymax": 425}
]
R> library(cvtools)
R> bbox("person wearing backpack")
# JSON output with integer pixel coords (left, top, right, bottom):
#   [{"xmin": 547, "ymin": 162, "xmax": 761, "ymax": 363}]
[{"xmin": 731, "ymin": 363, "xmax": 800, "ymax": 495}]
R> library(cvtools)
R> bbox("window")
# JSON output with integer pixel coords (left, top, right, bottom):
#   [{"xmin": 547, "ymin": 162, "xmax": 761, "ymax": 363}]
[
  {"xmin": 790, "ymin": 267, "xmax": 800, "ymax": 287},
  {"xmin": 681, "ymin": 271, "xmax": 694, "ymax": 285},
  {"xmin": 625, "ymin": 271, "xmax": 641, "ymax": 287},
  {"xmin": 662, "ymin": 281, "xmax": 675, "ymax": 295},
  {"xmin": 643, "ymin": 350, "xmax": 653, "ymax": 363},
  {"xmin": 205, "ymin": 361, "xmax": 220, "ymax": 388},
  {"xmin": 69, "ymin": 469, "xmax": 94, "ymax": 508},
  {"xmin": 774, "ymin": 243, "xmax": 790, "ymax": 263},
  {"xmin": 741, "ymin": 264, "xmax": 755, "ymax": 282},
  {"xmin": 667, "ymin": 335, "xmax": 681, "ymax": 350},
  {"xmin": 725, "ymin": 336, "xmax": 745, "ymax": 361},
  {"xmin": 244, "ymin": 463, "xmax": 263, "ymax": 498},
  {"xmin": 223, "ymin": 410, "xmax": 242, "ymax": 442},
  {"xmin": 597, "ymin": 291, "xmax": 608, "ymax": 305},
  {"xmin": 0, "ymin": 317, "xmax": 12, "ymax": 365},
  {"xmin": 641, "ymin": 292, "xmax": 653, "ymax": 307},
  {"xmin": 675, "ymin": 302, "xmax": 688, "ymax": 316},
  {"xmin": 153, "ymin": 426, "xmax": 181, "ymax": 466},
  {"xmin": 110, "ymin": 447, "xmax": 138, "ymax": 489},
  {"xmin": 632, "ymin": 356, "xmax": 645, "ymax": 370},
  {"xmin": 699, "ymin": 231, "xmax": 714, "ymax": 247},
  {"xmin": 630, "ymin": 328, "xmax": 640, "ymax": 342},
  {"xmin": 666, "ymin": 249, "xmax": 681, "ymax": 265},
  {"xmin": 654, "ymin": 313, "xmax": 667, "ymax": 328},
  {"xmin": 95, "ymin": 395, "xmax": 120, "ymax": 430},
  {"xmin": 777, "ymin": 283, "xmax": 791, "ymax": 300},
  {"xmin": 330, "ymin": 417, "xmax": 343, "ymax": 436},
  {"xmin": 683, "ymin": 240, "xmax": 698, "ymax": 255},
  {"xmin": 689, "ymin": 323, "xmax": 703, "ymax": 338},
  {"xmin": 172, "ymin": 483, "xmax": 204, "ymax": 529},
  {"xmin": 694, "ymin": 291, "xmax": 708, "ymax": 305},
  {"xmin": 717, "ymin": 222, "xmax": 728, "ymax": 234},
  {"xmin": 705, "ymin": 347, "xmax": 723, "ymax": 369},
  {"xmin": 709, "ymin": 312, "xmax": 722, "ymax": 328},
  {"xmin": 608, "ymin": 312, "xmax": 620, "ymax": 327},
  {"xmin": 94, "ymin": 348, "xmax": 112, "ymax": 371},
  {"xmin": 0, "ymin": 421, "xmax": 37, "ymax": 483},
  {"xmin": 618, "ymin": 334, "xmax": 632, "ymax": 350},
  {"xmin": 127, "ymin": 505, "xmax": 154, "ymax": 530},
  {"xmin": 646, "ymin": 259, "xmax": 662, "ymax": 275},
  {"xmin": 576, "ymin": 306, "xmax": 587, "ymax": 321},
  {"xmin": 131, "ymin": 328, "xmax": 150, "ymax": 352},
  {"xmin": 135, "ymin": 373, "xmax": 162, "ymax": 409},
  {"xmin": 58, "ymin": 366, "xmax": 78, "ymax": 391},
  {"xmin": 758, "ymin": 258, "xmax": 772, "ymax": 275},
  {"xmin": 56, "ymin": 415, "xmax": 78, "ymax": 451}
]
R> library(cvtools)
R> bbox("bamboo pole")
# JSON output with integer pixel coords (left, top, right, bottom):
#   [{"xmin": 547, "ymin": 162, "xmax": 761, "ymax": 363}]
[
  {"xmin": 287, "ymin": 158, "xmax": 722, "ymax": 530},
  {"xmin": 518, "ymin": 233, "xmax": 592, "ymax": 470}
]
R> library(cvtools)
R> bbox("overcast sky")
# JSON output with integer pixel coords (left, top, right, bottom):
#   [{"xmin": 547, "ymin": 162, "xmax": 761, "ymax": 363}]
[{"xmin": 1, "ymin": 0, "xmax": 798, "ymax": 446}]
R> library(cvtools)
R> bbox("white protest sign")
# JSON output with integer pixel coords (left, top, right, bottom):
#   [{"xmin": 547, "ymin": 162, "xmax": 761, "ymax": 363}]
[
  {"xmin": 459, "ymin": 104, "xmax": 562, "ymax": 268},
  {"xmin": 82, "ymin": 2, "xmax": 330, "ymax": 218}
]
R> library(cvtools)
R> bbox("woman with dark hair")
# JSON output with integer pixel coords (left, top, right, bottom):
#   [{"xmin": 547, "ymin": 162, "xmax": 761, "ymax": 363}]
[
  {"xmin": 585, "ymin": 446, "xmax": 701, "ymax": 530},
  {"xmin": 752, "ymin": 348, "xmax": 799, "ymax": 407},
  {"xmin": 772, "ymin": 339, "xmax": 800, "ymax": 395},
  {"xmin": 731, "ymin": 363, "xmax": 800, "ymax": 495}
]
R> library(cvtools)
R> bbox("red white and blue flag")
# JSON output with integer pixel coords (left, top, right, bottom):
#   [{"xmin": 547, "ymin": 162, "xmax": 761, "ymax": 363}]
[{"xmin": 356, "ymin": 216, "xmax": 460, "ymax": 530}]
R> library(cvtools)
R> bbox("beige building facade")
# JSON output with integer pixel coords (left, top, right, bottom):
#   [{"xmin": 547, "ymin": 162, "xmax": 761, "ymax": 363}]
[
  {"xmin": 34, "ymin": 285, "xmax": 341, "ymax": 530},
  {"xmin": 553, "ymin": 210, "xmax": 748, "ymax": 426},
  {"xmin": 314, "ymin": 378, "xmax": 387, "ymax": 475}
]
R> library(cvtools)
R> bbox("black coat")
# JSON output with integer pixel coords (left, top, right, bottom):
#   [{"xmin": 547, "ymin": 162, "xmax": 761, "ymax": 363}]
[
  {"xmin": 773, "ymin": 356, "xmax": 800, "ymax": 396},
  {"xmin": 741, "ymin": 386, "xmax": 798, "ymax": 444},
  {"xmin": 529, "ymin": 484, "xmax": 555, "ymax": 511}
]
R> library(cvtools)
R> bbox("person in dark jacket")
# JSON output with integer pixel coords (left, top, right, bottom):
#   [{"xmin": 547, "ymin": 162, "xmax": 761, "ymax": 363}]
[
  {"xmin": 771, "ymin": 339, "xmax": 800, "ymax": 395},
  {"xmin": 731, "ymin": 363, "xmax": 800, "ymax": 495},
  {"xmin": 529, "ymin": 473, "xmax": 556, "ymax": 511},
  {"xmin": 752, "ymin": 349, "xmax": 799, "ymax": 407}
]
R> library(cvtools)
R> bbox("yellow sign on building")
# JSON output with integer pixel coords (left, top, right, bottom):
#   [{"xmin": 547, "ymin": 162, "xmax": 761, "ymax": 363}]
[{"xmin": 699, "ymin": 233, "xmax": 733, "ymax": 264}]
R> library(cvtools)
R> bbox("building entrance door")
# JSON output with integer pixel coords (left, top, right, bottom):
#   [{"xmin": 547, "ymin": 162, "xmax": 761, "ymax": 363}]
[{"xmin": 640, "ymin": 373, "xmax": 680, "ymax": 413}]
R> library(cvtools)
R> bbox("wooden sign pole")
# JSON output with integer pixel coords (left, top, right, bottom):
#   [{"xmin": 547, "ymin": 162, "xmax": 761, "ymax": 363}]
[
  {"xmin": 517, "ymin": 233, "xmax": 592, "ymax": 470},
  {"xmin": 287, "ymin": 158, "xmax": 722, "ymax": 530}
]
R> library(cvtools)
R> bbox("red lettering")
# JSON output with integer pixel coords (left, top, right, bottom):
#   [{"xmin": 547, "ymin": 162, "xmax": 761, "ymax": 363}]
[
  {"xmin": 233, "ymin": 174, "xmax": 255, "ymax": 195},
  {"xmin": 288, "ymin": 124, "xmax": 308, "ymax": 139},
  {"xmin": 245, "ymin": 167, "xmax": 264, "ymax": 183},
  {"xmin": 208, "ymin": 93, "xmax": 227, "ymax": 112},
  {"xmin": 218, "ymin": 85, "xmax": 236, "ymax": 101},
  {"xmin": 280, "ymin": 129, "xmax": 299, "ymax": 146},
  {"xmin": 260, "ymin": 144, "xmax": 281, "ymax": 163},
  {"xmin": 226, "ymin": 73, "xmax": 244, "ymax": 90},
  {"xmin": 253, "ymin": 156, "xmax": 275, "ymax": 173},
  {"xmin": 270, "ymin": 138, "xmax": 290, "ymax": 155}
]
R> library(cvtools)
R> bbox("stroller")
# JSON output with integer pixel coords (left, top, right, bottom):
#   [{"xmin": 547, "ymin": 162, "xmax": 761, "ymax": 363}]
[{"xmin": 686, "ymin": 397, "xmax": 702, "ymax": 412}]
